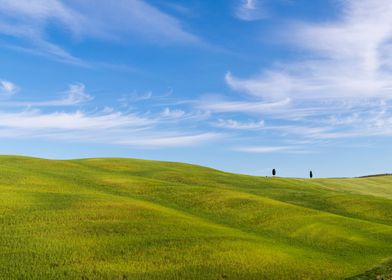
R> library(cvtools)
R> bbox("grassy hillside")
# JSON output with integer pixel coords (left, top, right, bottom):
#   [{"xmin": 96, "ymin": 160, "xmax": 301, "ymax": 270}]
[{"xmin": 1, "ymin": 155, "xmax": 392, "ymax": 279}]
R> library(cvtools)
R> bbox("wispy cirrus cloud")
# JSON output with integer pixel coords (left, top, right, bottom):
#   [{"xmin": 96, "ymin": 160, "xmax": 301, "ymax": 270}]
[
  {"xmin": 231, "ymin": 0, "xmax": 392, "ymax": 101},
  {"xmin": 234, "ymin": 145, "xmax": 306, "ymax": 154},
  {"xmin": 0, "ymin": 82, "xmax": 223, "ymax": 148},
  {"xmin": 0, "ymin": 0, "xmax": 200, "ymax": 63},
  {"xmin": 214, "ymin": 118, "xmax": 264, "ymax": 130},
  {"xmin": 65, "ymin": 0, "xmax": 200, "ymax": 44},
  {"xmin": 0, "ymin": 110, "xmax": 151, "ymax": 130},
  {"xmin": 234, "ymin": 0, "xmax": 266, "ymax": 21},
  {"xmin": 0, "ymin": 80, "xmax": 18, "ymax": 96},
  {"xmin": 209, "ymin": 0, "xmax": 392, "ymax": 144},
  {"xmin": 0, "ymin": 0, "xmax": 85, "ymax": 64},
  {"xmin": 0, "ymin": 108, "xmax": 223, "ymax": 148},
  {"xmin": 1, "ymin": 83, "xmax": 92, "ymax": 107},
  {"xmin": 116, "ymin": 132, "xmax": 222, "ymax": 148},
  {"xmin": 198, "ymin": 94, "xmax": 290, "ymax": 114},
  {"xmin": 161, "ymin": 107, "xmax": 186, "ymax": 119}
]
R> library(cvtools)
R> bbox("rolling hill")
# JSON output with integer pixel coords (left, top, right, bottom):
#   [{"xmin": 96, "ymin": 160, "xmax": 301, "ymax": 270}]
[{"xmin": 0, "ymin": 155, "xmax": 392, "ymax": 279}]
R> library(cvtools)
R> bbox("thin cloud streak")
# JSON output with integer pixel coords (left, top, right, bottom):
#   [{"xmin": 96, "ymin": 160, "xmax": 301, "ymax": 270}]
[
  {"xmin": 0, "ymin": 0, "xmax": 200, "ymax": 63},
  {"xmin": 0, "ymin": 80, "xmax": 18, "ymax": 96},
  {"xmin": 0, "ymin": 109, "xmax": 224, "ymax": 148},
  {"xmin": 210, "ymin": 0, "xmax": 392, "ymax": 143},
  {"xmin": 116, "ymin": 133, "xmax": 223, "ymax": 148},
  {"xmin": 214, "ymin": 119, "xmax": 264, "ymax": 130},
  {"xmin": 0, "ymin": 81, "xmax": 223, "ymax": 148},
  {"xmin": 234, "ymin": 146, "xmax": 306, "ymax": 154},
  {"xmin": 0, "ymin": 83, "xmax": 92, "ymax": 107},
  {"xmin": 198, "ymin": 95, "xmax": 290, "ymax": 113},
  {"xmin": 234, "ymin": 0, "xmax": 266, "ymax": 21},
  {"xmin": 0, "ymin": 110, "xmax": 152, "ymax": 130}
]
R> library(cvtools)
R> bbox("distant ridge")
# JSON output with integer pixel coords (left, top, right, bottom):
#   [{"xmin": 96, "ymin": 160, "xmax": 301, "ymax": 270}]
[{"xmin": 358, "ymin": 173, "xmax": 392, "ymax": 178}]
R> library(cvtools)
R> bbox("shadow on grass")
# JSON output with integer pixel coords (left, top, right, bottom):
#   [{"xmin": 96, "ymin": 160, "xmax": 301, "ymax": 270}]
[{"xmin": 346, "ymin": 259, "xmax": 392, "ymax": 280}]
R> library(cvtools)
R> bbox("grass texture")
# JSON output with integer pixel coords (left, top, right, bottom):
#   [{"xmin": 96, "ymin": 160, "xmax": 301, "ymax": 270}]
[{"xmin": 1, "ymin": 155, "xmax": 392, "ymax": 279}]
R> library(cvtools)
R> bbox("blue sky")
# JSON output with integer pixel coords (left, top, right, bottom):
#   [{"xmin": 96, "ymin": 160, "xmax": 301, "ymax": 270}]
[{"xmin": 0, "ymin": 0, "xmax": 392, "ymax": 177}]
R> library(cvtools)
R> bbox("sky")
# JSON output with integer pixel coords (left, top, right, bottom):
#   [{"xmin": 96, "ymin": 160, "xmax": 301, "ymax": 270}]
[{"xmin": 0, "ymin": 0, "xmax": 392, "ymax": 178}]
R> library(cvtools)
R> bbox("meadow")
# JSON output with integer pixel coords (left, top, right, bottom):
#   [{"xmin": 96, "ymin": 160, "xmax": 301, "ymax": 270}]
[{"xmin": 0, "ymin": 155, "xmax": 392, "ymax": 279}]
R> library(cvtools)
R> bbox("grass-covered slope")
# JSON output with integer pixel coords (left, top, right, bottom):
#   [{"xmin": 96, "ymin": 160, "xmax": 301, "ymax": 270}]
[{"xmin": 1, "ymin": 155, "xmax": 392, "ymax": 279}]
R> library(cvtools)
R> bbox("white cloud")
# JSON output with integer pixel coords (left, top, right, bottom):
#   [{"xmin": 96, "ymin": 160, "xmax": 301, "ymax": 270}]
[
  {"xmin": 0, "ymin": 80, "xmax": 223, "ymax": 148},
  {"xmin": 0, "ymin": 108, "xmax": 223, "ymax": 148},
  {"xmin": 225, "ymin": 71, "xmax": 293, "ymax": 101},
  {"xmin": 161, "ymin": 108, "xmax": 186, "ymax": 119},
  {"xmin": 234, "ymin": 146, "xmax": 305, "ymax": 153},
  {"xmin": 0, "ymin": 0, "xmax": 199, "ymax": 63},
  {"xmin": 198, "ymin": 94, "xmax": 290, "ymax": 114},
  {"xmin": 118, "ymin": 91, "xmax": 153, "ymax": 108},
  {"xmin": 0, "ymin": 110, "xmax": 151, "ymax": 130},
  {"xmin": 0, "ymin": 80, "xmax": 18, "ymax": 95},
  {"xmin": 213, "ymin": 0, "xmax": 392, "ymax": 141},
  {"xmin": 68, "ymin": 0, "xmax": 199, "ymax": 43},
  {"xmin": 246, "ymin": 0, "xmax": 392, "ymax": 101},
  {"xmin": 159, "ymin": 107, "xmax": 210, "ymax": 122},
  {"xmin": 116, "ymin": 133, "xmax": 222, "ymax": 148},
  {"xmin": 234, "ymin": 0, "xmax": 266, "ymax": 21},
  {"xmin": 0, "ymin": 0, "xmax": 84, "ymax": 64},
  {"xmin": 215, "ymin": 119, "xmax": 264, "ymax": 129},
  {"xmin": 1, "ymin": 83, "xmax": 92, "ymax": 107},
  {"xmin": 60, "ymin": 83, "xmax": 92, "ymax": 105},
  {"xmin": 102, "ymin": 106, "xmax": 114, "ymax": 114}
]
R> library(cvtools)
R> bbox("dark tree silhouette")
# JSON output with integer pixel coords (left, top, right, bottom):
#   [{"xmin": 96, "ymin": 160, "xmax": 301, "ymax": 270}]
[
  {"xmin": 310, "ymin": 170, "xmax": 313, "ymax": 178},
  {"xmin": 272, "ymin": 169, "xmax": 276, "ymax": 176}
]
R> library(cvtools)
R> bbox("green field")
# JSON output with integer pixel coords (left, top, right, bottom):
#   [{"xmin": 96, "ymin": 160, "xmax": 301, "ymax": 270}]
[{"xmin": 1, "ymin": 155, "xmax": 392, "ymax": 279}]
